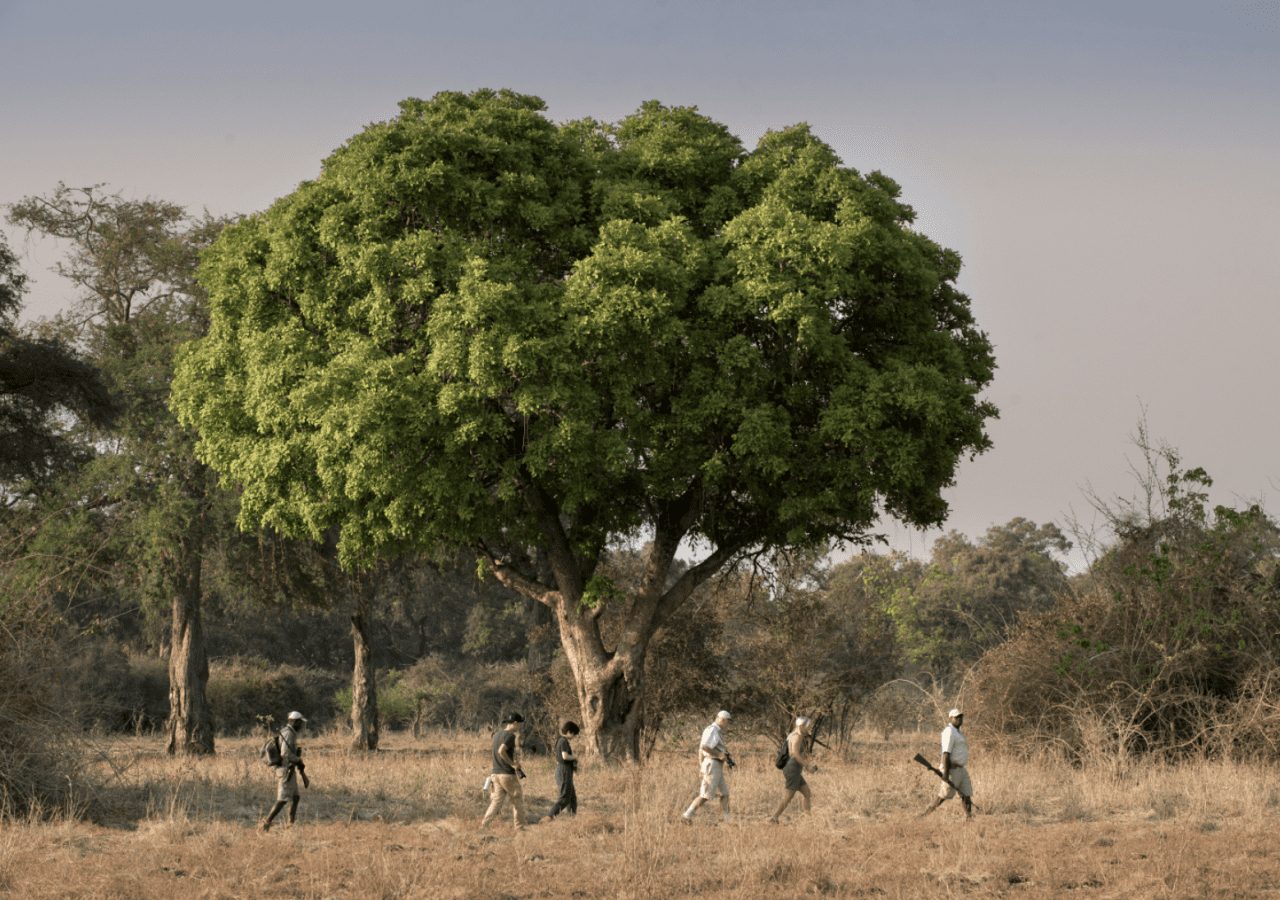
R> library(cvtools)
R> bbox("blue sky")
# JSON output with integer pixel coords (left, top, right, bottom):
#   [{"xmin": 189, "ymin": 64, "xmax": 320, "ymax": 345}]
[{"xmin": 3, "ymin": 0, "xmax": 1278, "ymax": 565}]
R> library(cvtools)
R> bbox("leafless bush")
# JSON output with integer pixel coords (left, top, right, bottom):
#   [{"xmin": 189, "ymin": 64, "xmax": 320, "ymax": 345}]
[
  {"xmin": 0, "ymin": 597, "xmax": 86, "ymax": 817},
  {"xmin": 861, "ymin": 679, "xmax": 944, "ymax": 741}
]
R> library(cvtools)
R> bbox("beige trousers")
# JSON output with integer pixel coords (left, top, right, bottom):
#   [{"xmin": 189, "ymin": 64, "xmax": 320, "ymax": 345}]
[{"xmin": 481, "ymin": 773, "xmax": 526, "ymax": 828}]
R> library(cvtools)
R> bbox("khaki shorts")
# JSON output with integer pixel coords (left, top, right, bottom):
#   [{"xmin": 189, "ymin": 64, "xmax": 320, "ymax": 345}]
[
  {"xmin": 937, "ymin": 766, "xmax": 972, "ymax": 800},
  {"xmin": 274, "ymin": 766, "xmax": 299, "ymax": 802},
  {"xmin": 699, "ymin": 758, "xmax": 728, "ymax": 800}
]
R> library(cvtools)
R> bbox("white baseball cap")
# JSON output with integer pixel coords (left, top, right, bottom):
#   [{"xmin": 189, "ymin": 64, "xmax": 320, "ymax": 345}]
[
  {"xmin": 948, "ymin": 708, "xmax": 963, "ymax": 718},
  {"xmin": 716, "ymin": 709, "xmax": 732, "ymax": 721},
  {"xmin": 287, "ymin": 710, "xmax": 307, "ymax": 722}
]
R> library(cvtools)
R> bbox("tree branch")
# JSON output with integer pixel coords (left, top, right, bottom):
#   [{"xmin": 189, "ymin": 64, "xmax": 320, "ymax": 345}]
[
  {"xmin": 653, "ymin": 540, "xmax": 747, "ymax": 629},
  {"xmin": 478, "ymin": 542, "xmax": 558, "ymax": 609},
  {"xmin": 519, "ymin": 474, "xmax": 585, "ymax": 599}
]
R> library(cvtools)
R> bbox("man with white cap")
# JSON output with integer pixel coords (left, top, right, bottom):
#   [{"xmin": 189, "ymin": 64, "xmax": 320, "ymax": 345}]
[
  {"xmin": 682, "ymin": 709, "xmax": 735, "ymax": 824},
  {"xmin": 921, "ymin": 708, "xmax": 973, "ymax": 819},
  {"xmin": 260, "ymin": 710, "xmax": 309, "ymax": 832}
]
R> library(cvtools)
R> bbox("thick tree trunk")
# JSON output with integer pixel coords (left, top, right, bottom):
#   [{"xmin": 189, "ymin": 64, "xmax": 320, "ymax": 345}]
[
  {"xmin": 558, "ymin": 606, "xmax": 646, "ymax": 762},
  {"xmin": 165, "ymin": 538, "xmax": 214, "ymax": 755},
  {"xmin": 350, "ymin": 598, "xmax": 379, "ymax": 752}
]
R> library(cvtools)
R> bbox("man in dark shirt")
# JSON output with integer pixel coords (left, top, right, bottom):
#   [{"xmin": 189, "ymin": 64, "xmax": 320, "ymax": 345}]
[
  {"xmin": 480, "ymin": 712, "xmax": 527, "ymax": 831},
  {"xmin": 546, "ymin": 720, "xmax": 580, "ymax": 818}
]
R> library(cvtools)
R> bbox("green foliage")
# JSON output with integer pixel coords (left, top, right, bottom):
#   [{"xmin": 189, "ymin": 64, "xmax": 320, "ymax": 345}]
[
  {"xmin": 340, "ymin": 658, "xmax": 547, "ymax": 732},
  {"xmin": 5, "ymin": 186, "xmax": 228, "ymax": 638},
  {"xmin": 206, "ymin": 658, "xmax": 342, "ymax": 734},
  {"xmin": 335, "ymin": 668, "xmax": 417, "ymax": 729},
  {"xmin": 713, "ymin": 551, "xmax": 903, "ymax": 743},
  {"xmin": 461, "ymin": 599, "xmax": 529, "ymax": 661},
  {"xmin": 579, "ymin": 573, "xmax": 622, "ymax": 612},
  {"xmin": 173, "ymin": 88, "xmax": 996, "ymax": 573},
  {"xmin": 883, "ymin": 518, "xmax": 1071, "ymax": 678}
]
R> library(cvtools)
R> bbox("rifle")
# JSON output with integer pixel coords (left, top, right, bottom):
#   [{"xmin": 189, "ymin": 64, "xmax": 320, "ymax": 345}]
[
  {"xmin": 290, "ymin": 745, "xmax": 310, "ymax": 789},
  {"xmin": 291, "ymin": 760, "xmax": 310, "ymax": 789},
  {"xmin": 912, "ymin": 753, "xmax": 975, "ymax": 807},
  {"xmin": 804, "ymin": 713, "xmax": 832, "ymax": 754},
  {"xmin": 772, "ymin": 702, "xmax": 834, "ymax": 754}
]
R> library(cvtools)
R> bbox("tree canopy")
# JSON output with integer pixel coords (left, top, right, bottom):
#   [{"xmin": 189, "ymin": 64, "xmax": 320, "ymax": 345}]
[
  {"xmin": 885, "ymin": 518, "xmax": 1071, "ymax": 677},
  {"xmin": 172, "ymin": 89, "xmax": 997, "ymax": 757},
  {"xmin": 0, "ymin": 231, "xmax": 115, "ymax": 490}
]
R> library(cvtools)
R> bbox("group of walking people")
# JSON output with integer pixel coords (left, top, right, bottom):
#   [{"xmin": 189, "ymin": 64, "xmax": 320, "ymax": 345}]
[
  {"xmin": 478, "ymin": 712, "xmax": 580, "ymax": 831},
  {"xmin": 258, "ymin": 706, "xmax": 973, "ymax": 831}
]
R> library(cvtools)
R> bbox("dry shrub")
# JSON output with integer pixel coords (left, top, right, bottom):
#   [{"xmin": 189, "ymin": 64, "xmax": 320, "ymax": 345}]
[
  {"xmin": 861, "ymin": 678, "xmax": 944, "ymax": 741},
  {"xmin": 1209, "ymin": 667, "xmax": 1280, "ymax": 759},
  {"xmin": 970, "ymin": 489, "xmax": 1280, "ymax": 763},
  {"xmin": 64, "ymin": 642, "xmax": 167, "ymax": 733},
  {"xmin": 0, "ymin": 598, "xmax": 85, "ymax": 817}
]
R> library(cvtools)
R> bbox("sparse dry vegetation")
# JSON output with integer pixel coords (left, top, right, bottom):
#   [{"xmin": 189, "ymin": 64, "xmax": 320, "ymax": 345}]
[
  {"xmin": 5, "ymin": 728, "xmax": 1280, "ymax": 898},
  {"xmin": 0, "ymin": 597, "xmax": 86, "ymax": 818}
]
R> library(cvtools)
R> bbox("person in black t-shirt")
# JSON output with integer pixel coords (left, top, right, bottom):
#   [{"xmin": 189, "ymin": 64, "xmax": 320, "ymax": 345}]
[
  {"xmin": 546, "ymin": 720, "xmax": 580, "ymax": 818},
  {"xmin": 480, "ymin": 712, "xmax": 527, "ymax": 830}
]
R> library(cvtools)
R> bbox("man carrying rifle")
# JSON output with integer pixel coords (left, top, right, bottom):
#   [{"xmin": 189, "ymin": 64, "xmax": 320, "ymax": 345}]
[
  {"xmin": 921, "ymin": 708, "xmax": 973, "ymax": 819},
  {"xmin": 260, "ymin": 710, "xmax": 309, "ymax": 831},
  {"xmin": 682, "ymin": 709, "xmax": 734, "ymax": 824}
]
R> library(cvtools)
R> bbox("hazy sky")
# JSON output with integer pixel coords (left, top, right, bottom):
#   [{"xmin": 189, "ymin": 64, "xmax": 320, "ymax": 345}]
[{"xmin": 3, "ymin": 0, "xmax": 1278, "ymax": 565}]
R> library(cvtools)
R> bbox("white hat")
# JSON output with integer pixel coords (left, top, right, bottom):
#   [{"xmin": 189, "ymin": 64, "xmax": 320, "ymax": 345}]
[
  {"xmin": 948, "ymin": 708, "xmax": 963, "ymax": 718},
  {"xmin": 287, "ymin": 710, "xmax": 307, "ymax": 722},
  {"xmin": 716, "ymin": 709, "xmax": 732, "ymax": 721},
  {"xmin": 795, "ymin": 716, "xmax": 812, "ymax": 729}
]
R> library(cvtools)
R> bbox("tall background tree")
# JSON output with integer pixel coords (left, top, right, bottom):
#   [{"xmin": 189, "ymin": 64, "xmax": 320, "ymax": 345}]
[
  {"xmin": 884, "ymin": 518, "xmax": 1072, "ymax": 680},
  {"xmin": 173, "ymin": 89, "xmax": 997, "ymax": 760},
  {"xmin": 9, "ymin": 186, "xmax": 226, "ymax": 754}
]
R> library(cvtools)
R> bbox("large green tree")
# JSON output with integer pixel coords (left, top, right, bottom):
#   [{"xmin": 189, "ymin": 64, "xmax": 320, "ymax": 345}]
[{"xmin": 173, "ymin": 89, "xmax": 996, "ymax": 759}]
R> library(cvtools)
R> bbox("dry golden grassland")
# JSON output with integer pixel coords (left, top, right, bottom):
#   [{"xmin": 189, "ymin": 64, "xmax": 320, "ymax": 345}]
[{"xmin": 4, "ymin": 728, "xmax": 1280, "ymax": 898}]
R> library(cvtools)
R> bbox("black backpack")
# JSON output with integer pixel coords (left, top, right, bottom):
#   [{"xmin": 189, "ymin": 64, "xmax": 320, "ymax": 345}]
[
  {"xmin": 261, "ymin": 733, "xmax": 282, "ymax": 767},
  {"xmin": 775, "ymin": 742, "xmax": 790, "ymax": 769}
]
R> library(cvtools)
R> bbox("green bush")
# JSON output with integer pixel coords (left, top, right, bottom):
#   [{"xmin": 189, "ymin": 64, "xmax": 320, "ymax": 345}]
[
  {"xmin": 207, "ymin": 657, "xmax": 341, "ymax": 735},
  {"xmin": 971, "ymin": 466, "xmax": 1280, "ymax": 761},
  {"xmin": 336, "ymin": 658, "xmax": 552, "ymax": 736},
  {"xmin": 63, "ymin": 642, "xmax": 167, "ymax": 733}
]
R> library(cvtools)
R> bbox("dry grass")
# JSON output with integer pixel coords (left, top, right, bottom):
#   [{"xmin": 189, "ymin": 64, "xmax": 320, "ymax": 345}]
[{"xmin": 4, "ymin": 727, "xmax": 1280, "ymax": 898}]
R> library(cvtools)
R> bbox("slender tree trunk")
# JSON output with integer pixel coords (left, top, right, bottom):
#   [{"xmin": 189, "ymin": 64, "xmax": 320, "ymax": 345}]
[
  {"xmin": 165, "ymin": 533, "xmax": 214, "ymax": 755},
  {"xmin": 350, "ymin": 593, "xmax": 379, "ymax": 751}
]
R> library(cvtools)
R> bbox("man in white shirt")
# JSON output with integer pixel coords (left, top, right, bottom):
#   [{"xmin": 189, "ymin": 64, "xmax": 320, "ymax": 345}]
[
  {"xmin": 922, "ymin": 708, "xmax": 973, "ymax": 819},
  {"xmin": 681, "ymin": 710, "xmax": 734, "ymax": 824}
]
